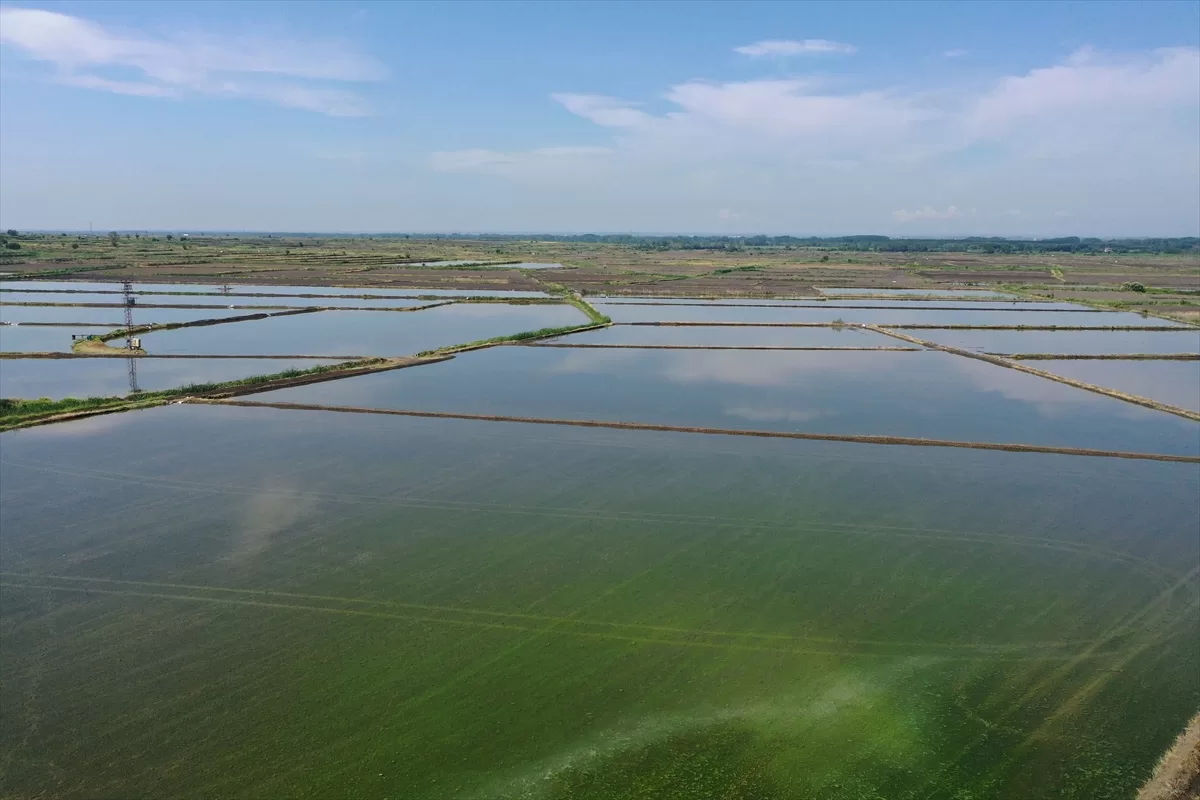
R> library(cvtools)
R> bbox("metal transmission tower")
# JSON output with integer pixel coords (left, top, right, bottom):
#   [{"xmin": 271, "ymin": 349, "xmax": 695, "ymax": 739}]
[{"xmin": 122, "ymin": 280, "xmax": 141, "ymax": 393}]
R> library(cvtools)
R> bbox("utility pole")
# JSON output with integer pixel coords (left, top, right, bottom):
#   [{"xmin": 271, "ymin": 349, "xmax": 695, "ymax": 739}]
[{"xmin": 122, "ymin": 280, "xmax": 140, "ymax": 393}]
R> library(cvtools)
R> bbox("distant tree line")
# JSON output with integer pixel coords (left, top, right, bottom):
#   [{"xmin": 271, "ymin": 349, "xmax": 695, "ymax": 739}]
[{"xmin": 387, "ymin": 233, "xmax": 1199, "ymax": 254}]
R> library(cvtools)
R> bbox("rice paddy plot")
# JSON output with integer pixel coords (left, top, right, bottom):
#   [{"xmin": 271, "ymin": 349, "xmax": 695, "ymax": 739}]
[
  {"xmin": 591, "ymin": 303, "xmax": 1181, "ymax": 327},
  {"xmin": 555, "ymin": 324, "xmax": 900, "ymax": 348},
  {"xmin": 0, "ymin": 357, "xmax": 342, "ymax": 399},
  {"xmin": 0, "ymin": 281, "xmax": 551, "ymax": 299},
  {"xmin": 255, "ymin": 346, "xmax": 1200, "ymax": 456},
  {"xmin": 918, "ymin": 328, "xmax": 1200, "ymax": 356},
  {"xmin": 0, "ymin": 291, "xmax": 432, "ymax": 310},
  {"xmin": 1028, "ymin": 360, "xmax": 1200, "ymax": 413},
  {"xmin": 136, "ymin": 304, "xmax": 588, "ymax": 357},
  {"xmin": 0, "ymin": 325, "xmax": 116, "ymax": 353},
  {"xmin": 0, "ymin": 404, "xmax": 1195, "ymax": 800},
  {"xmin": 817, "ymin": 288, "xmax": 1020, "ymax": 298},
  {"xmin": 594, "ymin": 297, "xmax": 1087, "ymax": 311},
  {"xmin": 178, "ymin": 284, "xmax": 549, "ymax": 299},
  {"xmin": 0, "ymin": 304, "xmax": 259, "ymax": 326}
]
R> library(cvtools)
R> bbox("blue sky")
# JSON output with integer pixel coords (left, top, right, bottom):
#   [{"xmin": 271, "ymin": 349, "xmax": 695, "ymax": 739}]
[{"xmin": 1, "ymin": 0, "xmax": 1198, "ymax": 235}]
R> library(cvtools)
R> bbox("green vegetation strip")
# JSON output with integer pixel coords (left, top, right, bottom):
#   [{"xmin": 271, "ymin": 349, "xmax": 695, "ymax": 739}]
[
  {"xmin": 998, "ymin": 353, "xmax": 1200, "ymax": 361},
  {"xmin": 415, "ymin": 323, "xmax": 610, "ymax": 357},
  {"xmin": 197, "ymin": 399, "xmax": 1200, "ymax": 463},
  {"xmin": 865, "ymin": 325, "xmax": 1200, "ymax": 422},
  {"xmin": 1, "ymin": 352, "xmax": 357, "ymax": 360},
  {"xmin": 0, "ymin": 358, "xmax": 397, "ymax": 431},
  {"xmin": 520, "ymin": 343, "xmax": 922, "ymax": 351}
]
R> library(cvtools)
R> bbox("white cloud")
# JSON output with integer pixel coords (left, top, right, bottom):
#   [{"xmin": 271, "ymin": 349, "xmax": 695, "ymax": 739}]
[
  {"xmin": 943, "ymin": 49, "xmax": 968, "ymax": 59},
  {"xmin": 550, "ymin": 93, "xmax": 653, "ymax": 129},
  {"xmin": 892, "ymin": 206, "xmax": 971, "ymax": 223},
  {"xmin": 734, "ymin": 39, "xmax": 857, "ymax": 57},
  {"xmin": 0, "ymin": 7, "xmax": 383, "ymax": 115},
  {"xmin": 433, "ymin": 46, "xmax": 1197, "ymax": 236},
  {"xmin": 968, "ymin": 46, "xmax": 1200, "ymax": 135}
]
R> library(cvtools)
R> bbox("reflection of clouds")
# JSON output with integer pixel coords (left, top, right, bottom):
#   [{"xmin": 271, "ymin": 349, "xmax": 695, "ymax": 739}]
[
  {"xmin": 552, "ymin": 349, "xmax": 640, "ymax": 373},
  {"xmin": 944, "ymin": 357, "xmax": 1147, "ymax": 421},
  {"xmin": 660, "ymin": 350, "xmax": 907, "ymax": 388},
  {"xmin": 725, "ymin": 406, "xmax": 828, "ymax": 423},
  {"xmin": 12, "ymin": 407, "xmax": 146, "ymax": 439},
  {"xmin": 229, "ymin": 478, "xmax": 316, "ymax": 562},
  {"xmin": 440, "ymin": 303, "xmax": 585, "ymax": 323}
]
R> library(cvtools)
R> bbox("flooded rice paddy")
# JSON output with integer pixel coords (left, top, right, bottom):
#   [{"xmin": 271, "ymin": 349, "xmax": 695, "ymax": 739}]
[
  {"xmin": 1030, "ymin": 360, "xmax": 1200, "ymax": 412},
  {"xmin": 556, "ymin": 324, "xmax": 900, "ymax": 347},
  {"xmin": 918, "ymin": 328, "xmax": 1200, "ymax": 356},
  {"xmin": 1, "ymin": 405, "xmax": 1196, "ymax": 799},
  {"xmin": 1, "ymin": 289, "xmax": 1197, "ymax": 799},
  {"xmin": 0, "ymin": 304, "xmax": 257, "ymax": 325},
  {"xmin": 591, "ymin": 302, "xmax": 1187, "ymax": 327},
  {"xmin": 1, "ymin": 291, "xmax": 432, "ymax": 309},
  {"xmin": 817, "ymin": 288, "xmax": 1020, "ymax": 298},
  {"xmin": 2, "ymin": 325, "xmax": 118, "ymax": 353},
  {"xmin": 258, "ymin": 346, "xmax": 1198, "ymax": 456},
  {"xmin": 137, "ymin": 305, "xmax": 588, "ymax": 357},
  {"xmin": 1, "ymin": 280, "xmax": 551, "ymax": 298},
  {"xmin": 0, "ymin": 357, "xmax": 340, "ymax": 398}
]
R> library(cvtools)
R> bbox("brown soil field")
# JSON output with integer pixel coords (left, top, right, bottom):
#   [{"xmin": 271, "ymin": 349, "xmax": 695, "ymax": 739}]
[{"xmin": 2, "ymin": 236, "xmax": 1197, "ymax": 321}]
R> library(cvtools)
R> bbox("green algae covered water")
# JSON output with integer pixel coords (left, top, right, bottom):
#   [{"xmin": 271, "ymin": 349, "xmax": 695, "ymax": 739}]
[{"xmin": 1, "ymin": 404, "xmax": 1197, "ymax": 799}]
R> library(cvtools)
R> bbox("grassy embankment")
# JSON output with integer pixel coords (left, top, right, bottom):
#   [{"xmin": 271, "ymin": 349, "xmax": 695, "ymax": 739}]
[{"xmin": 0, "ymin": 358, "xmax": 386, "ymax": 431}]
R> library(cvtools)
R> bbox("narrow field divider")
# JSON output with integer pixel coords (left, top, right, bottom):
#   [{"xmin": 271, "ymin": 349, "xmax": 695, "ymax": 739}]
[
  {"xmin": 193, "ymin": 398, "xmax": 1200, "ymax": 463},
  {"xmin": 519, "ymin": 343, "xmax": 922, "ymax": 352},
  {"xmin": 998, "ymin": 353, "xmax": 1200, "ymax": 361},
  {"xmin": 865, "ymin": 325, "xmax": 1200, "ymax": 422}
]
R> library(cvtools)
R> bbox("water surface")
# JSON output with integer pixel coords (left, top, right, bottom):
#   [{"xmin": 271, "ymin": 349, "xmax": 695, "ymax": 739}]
[
  {"xmin": 138, "ymin": 304, "xmax": 588, "ymax": 356},
  {"xmin": 595, "ymin": 297, "xmax": 1087, "ymax": 310},
  {"xmin": 0, "ymin": 292, "xmax": 430, "ymax": 310},
  {"xmin": 0, "ymin": 357, "xmax": 339, "ymax": 398},
  {"xmin": 0, "ymin": 404, "xmax": 1194, "ymax": 799},
  {"xmin": 817, "ymin": 288, "xmax": 1019, "ymax": 298},
  {"xmin": 592, "ymin": 303, "xmax": 1183, "ymax": 327},
  {"xmin": 1031, "ymin": 360, "xmax": 1200, "ymax": 412},
  {"xmin": 557, "ymin": 324, "xmax": 900, "ymax": 347},
  {"xmin": 919, "ymin": 328, "xmax": 1200, "ymax": 355},
  {"xmin": 0, "ymin": 325, "xmax": 117, "ymax": 353},
  {"xmin": 0, "ymin": 305, "xmax": 255, "ymax": 325},
  {"xmin": 0, "ymin": 281, "xmax": 549, "ymax": 299},
  {"xmin": 259, "ymin": 346, "xmax": 1199, "ymax": 456}
]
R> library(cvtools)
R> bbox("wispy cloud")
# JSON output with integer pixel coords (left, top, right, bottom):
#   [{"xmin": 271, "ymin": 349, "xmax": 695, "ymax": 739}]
[
  {"xmin": 0, "ymin": 7, "xmax": 384, "ymax": 115},
  {"xmin": 735, "ymin": 39, "xmax": 857, "ymax": 57},
  {"xmin": 550, "ymin": 94, "xmax": 653, "ymax": 128},
  {"xmin": 430, "ymin": 146, "xmax": 612, "ymax": 177},
  {"xmin": 943, "ymin": 49, "xmax": 968, "ymax": 59},
  {"xmin": 423, "ymin": 44, "xmax": 1198, "ymax": 234}
]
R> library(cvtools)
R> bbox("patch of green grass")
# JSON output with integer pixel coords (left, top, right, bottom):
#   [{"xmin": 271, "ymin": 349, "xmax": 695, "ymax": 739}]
[{"xmin": 416, "ymin": 324, "xmax": 604, "ymax": 357}]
